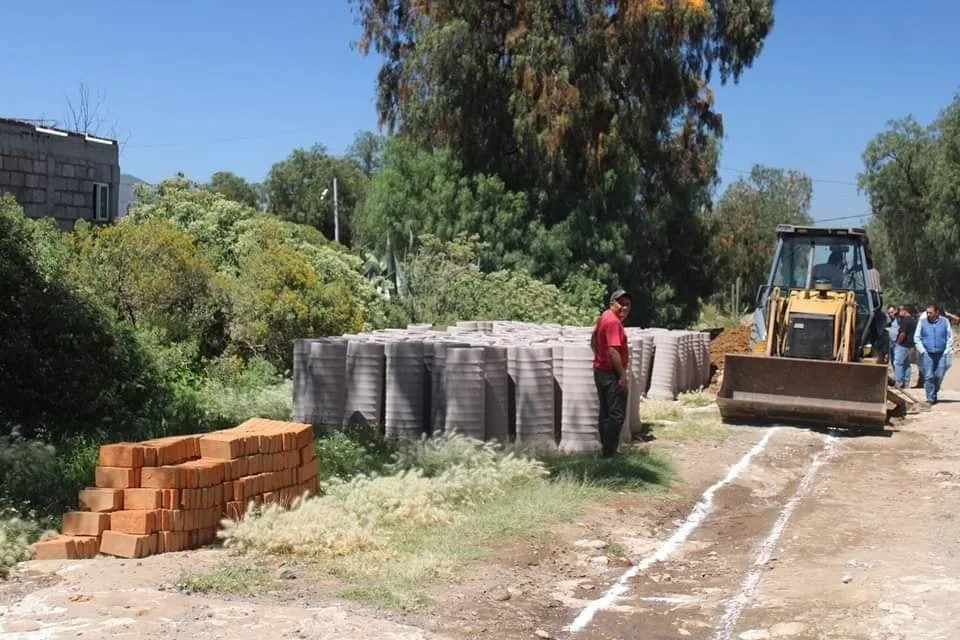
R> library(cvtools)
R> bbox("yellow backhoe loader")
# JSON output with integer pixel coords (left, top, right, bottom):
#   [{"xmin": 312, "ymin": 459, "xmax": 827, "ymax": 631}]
[{"xmin": 717, "ymin": 225, "xmax": 912, "ymax": 431}]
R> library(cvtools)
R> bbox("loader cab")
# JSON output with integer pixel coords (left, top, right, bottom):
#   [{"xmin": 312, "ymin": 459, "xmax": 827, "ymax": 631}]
[{"xmin": 752, "ymin": 225, "xmax": 886, "ymax": 359}]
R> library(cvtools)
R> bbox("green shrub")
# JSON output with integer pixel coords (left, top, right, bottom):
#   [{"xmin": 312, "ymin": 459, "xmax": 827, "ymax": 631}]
[{"xmin": 0, "ymin": 195, "xmax": 168, "ymax": 443}]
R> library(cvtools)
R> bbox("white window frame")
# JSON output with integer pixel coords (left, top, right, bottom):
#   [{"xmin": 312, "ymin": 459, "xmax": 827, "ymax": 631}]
[{"xmin": 92, "ymin": 182, "xmax": 110, "ymax": 222}]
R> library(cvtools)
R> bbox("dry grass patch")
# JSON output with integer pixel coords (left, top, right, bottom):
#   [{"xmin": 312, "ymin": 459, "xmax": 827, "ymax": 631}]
[
  {"xmin": 652, "ymin": 411, "xmax": 728, "ymax": 444},
  {"xmin": 318, "ymin": 478, "xmax": 595, "ymax": 610},
  {"xmin": 638, "ymin": 398, "xmax": 685, "ymax": 422},
  {"xmin": 0, "ymin": 511, "xmax": 42, "ymax": 579},
  {"xmin": 218, "ymin": 433, "xmax": 670, "ymax": 611},
  {"xmin": 678, "ymin": 390, "xmax": 716, "ymax": 408}
]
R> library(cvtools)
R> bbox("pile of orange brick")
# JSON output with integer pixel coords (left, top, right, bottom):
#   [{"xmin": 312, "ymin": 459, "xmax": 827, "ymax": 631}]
[{"xmin": 30, "ymin": 418, "xmax": 318, "ymax": 560}]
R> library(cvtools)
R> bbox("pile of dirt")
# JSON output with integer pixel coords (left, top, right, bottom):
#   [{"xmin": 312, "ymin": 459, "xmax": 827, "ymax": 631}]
[
  {"xmin": 707, "ymin": 325, "xmax": 753, "ymax": 390},
  {"xmin": 709, "ymin": 325, "xmax": 752, "ymax": 370}
]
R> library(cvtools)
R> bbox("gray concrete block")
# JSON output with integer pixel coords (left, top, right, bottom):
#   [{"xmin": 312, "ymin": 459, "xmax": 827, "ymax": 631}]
[
  {"xmin": 18, "ymin": 157, "xmax": 32, "ymax": 172},
  {"xmin": 73, "ymin": 193, "xmax": 86, "ymax": 207},
  {"xmin": 61, "ymin": 163, "xmax": 75, "ymax": 178},
  {"xmin": 34, "ymin": 159, "xmax": 46, "ymax": 174},
  {"xmin": 2, "ymin": 156, "xmax": 18, "ymax": 171},
  {"xmin": 30, "ymin": 189, "xmax": 47, "ymax": 205},
  {"xmin": 9, "ymin": 172, "xmax": 24, "ymax": 187}
]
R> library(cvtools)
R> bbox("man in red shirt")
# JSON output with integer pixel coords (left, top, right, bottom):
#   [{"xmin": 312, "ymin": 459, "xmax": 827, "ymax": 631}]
[{"xmin": 590, "ymin": 289, "xmax": 631, "ymax": 457}]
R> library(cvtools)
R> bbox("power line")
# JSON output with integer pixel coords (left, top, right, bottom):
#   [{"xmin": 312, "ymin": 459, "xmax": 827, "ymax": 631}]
[
  {"xmin": 814, "ymin": 213, "xmax": 872, "ymax": 223},
  {"xmin": 125, "ymin": 128, "xmax": 316, "ymax": 150},
  {"xmin": 717, "ymin": 165, "xmax": 860, "ymax": 187}
]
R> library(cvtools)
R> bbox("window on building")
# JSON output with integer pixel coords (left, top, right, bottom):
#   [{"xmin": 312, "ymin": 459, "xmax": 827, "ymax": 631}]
[{"xmin": 92, "ymin": 183, "xmax": 110, "ymax": 222}]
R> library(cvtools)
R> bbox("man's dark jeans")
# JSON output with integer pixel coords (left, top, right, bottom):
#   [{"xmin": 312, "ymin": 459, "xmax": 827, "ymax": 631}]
[{"xmin": 594, "ymin": 368, "xmax": 626, "ymax": 457}]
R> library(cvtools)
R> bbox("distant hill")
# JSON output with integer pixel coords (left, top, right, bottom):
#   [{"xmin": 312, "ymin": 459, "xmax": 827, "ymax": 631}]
[{"xmin": 118, "ymin": 173, "xmax": 148, "ymax": 217}]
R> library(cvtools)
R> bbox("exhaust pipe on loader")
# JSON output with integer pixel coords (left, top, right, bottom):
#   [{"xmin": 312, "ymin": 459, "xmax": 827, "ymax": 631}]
[{"xmin": 716, "ymin": 353, "xmax": 890, "ymax": 431}]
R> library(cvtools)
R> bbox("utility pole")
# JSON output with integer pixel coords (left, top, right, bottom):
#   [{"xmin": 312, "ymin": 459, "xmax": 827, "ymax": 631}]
[{"xmin": 333, "ymin": 176, "xmax": 339, "ymax": 244}]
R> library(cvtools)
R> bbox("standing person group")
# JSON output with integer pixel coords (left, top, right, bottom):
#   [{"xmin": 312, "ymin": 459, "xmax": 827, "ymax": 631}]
[{"xmin": 889, "ymin": 303, "xmax": 954, "ymax": 404}]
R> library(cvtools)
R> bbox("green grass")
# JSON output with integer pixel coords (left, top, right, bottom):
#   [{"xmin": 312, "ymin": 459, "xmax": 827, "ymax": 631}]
[
  {"xmin": 539, "ymin": 447, "xmax": 673, "ymax": 491},
  {"xmin": 175, "ymin": 565, "xmax": 272, "ymax": 596}
]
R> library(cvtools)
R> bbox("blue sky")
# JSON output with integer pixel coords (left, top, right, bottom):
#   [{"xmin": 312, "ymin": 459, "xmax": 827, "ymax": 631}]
[{"xmin": 3, "ymin": 1, "xmax": 958, "ymax": 224}]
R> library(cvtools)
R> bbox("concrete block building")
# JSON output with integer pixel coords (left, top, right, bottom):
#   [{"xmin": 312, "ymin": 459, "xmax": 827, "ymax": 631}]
[{"xmin": 0, "ymin": 117, "xmax": 120, "ymax": 229}]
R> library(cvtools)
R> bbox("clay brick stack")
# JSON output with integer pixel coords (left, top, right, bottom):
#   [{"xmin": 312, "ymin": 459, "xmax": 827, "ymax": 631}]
[{"xmin": 30, "ymin": 418, "xmax": 318, "ymax": 561}]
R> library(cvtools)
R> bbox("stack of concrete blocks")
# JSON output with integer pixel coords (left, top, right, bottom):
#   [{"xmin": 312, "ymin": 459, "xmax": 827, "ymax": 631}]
[
  {"xmin": 292, "ymin": 321, "xmax": 711, "ymax": 451},
  {"xmin": 30, "ymin": 419, "xmax": 318, "ymax": 561}
]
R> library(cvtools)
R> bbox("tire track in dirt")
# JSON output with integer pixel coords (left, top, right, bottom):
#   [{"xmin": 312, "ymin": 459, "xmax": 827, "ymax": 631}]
[{"xmin": 568, "ymin": 426, "xmax": 832, "ymax": 639}]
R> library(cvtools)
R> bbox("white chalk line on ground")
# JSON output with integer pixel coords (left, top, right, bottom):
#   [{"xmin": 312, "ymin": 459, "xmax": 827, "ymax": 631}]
[
  {"xmin": 565, "ymin": 427, "xmax": 782, "ymax": 633},
  {"xmin": 710, "ymin": 433, "xmax": 838, "ymax": 640}
]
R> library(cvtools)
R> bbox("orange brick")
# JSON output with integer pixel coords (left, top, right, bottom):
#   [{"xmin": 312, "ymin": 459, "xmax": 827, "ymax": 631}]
[
  {"xmin": 186, "ymin": 529, "xmax": 199, "ymax": 549},
  {"xmin": 225, "ymin": 501, "xmax": 245, "ymax": 520},
  {"xmin": 299, "ymin": 443, "xmax": 316, "ymax": 465},
  {"xmin": 123, "ymin": 488, "xmax": 162, "ymax": 510},
  {"xmin": 69, "ymin": 536, "xmax": 100, "ymax": 558},
  {"xmin": 110, "ymin": 510, "xmax": 158, "ymax": 535},
  {"xmin": 231, "ymin": 457, "xmax": 249, "ymax": 479},
  {"xmin": 222, "ymin": 481, "xmax": 234, "ymax": 502},
  {"xmin": 98, "ymin": 443, "xmax": 145, "ymax": 468},
  {"xmin": 142, "ymin": 435, "xmax": 199, "ymax": 466},
  {"xmin": 141, "ymin": 466, "xmax": 182, "ymax": 489},
  {"xmin": 78, "ymin": 488, "xmax": 123, "ymax": 512},
  {"xmin": 31, "ymin": 535, "xmax": 98, "ymax": 560},
  {"xmin": 30, "ymin": 536, "xmax": 77, "ymax": 560},
  {"xmin": 245, "ymin": 454, "xmax": 263, "ymax": 475},
  {"xmin": 95, "ymin": 466, "xmax": 140, "ymax": 489},
  {"xmin": 142, "ymin": 446, "xmax": 158, "ymax": 467},
  {"xmin": 179, "ymin": 488, "xmax": 196, "ymax": 509},
  {"xmin": 62, "ymin": 511, "xmax": 109, "ymax": 537},
  {"xmin": 190, "ymin": 460, "xmax": 225, "ymax": 486},
  {"xmin": 298, "ymin": 458, "xmax": 319, "ymax": 484},
  {"xmin": 198, "ymin": 432, "xmax": 246, "ymax": 460},
  {"xmin": 161, "ymin": 489, "xmax": 180, "ymax": 510},
  {"xmin": 99, "ymin": 531, "xmax": 156, "ymax": 559},
  {"xmin": 159, "ymin": 530, "xmax": 187, "ymax": 553},
  {"xmin": 199, "ymin": 527, "xmax": 217, "ymax": 546},
  {"xmin": 159, "ymin": 509, "xmax": 186, "ymax": 532},
  {"xmin": 292, "ymin": 423, "xmax": 313, "ymax": 450}
]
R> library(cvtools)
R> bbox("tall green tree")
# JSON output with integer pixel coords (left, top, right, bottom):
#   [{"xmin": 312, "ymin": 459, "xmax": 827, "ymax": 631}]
[
  {"xmin": 207, "ymin": 171, "xmax": 260, "ymax": 209},
  {"xmin": 354, "ymin": 136, "xmax": 529, "ymax": 293},
  {"xmin": 858, "ymin": 93, "xmax": 960, "ymax": 310},
  {"xmin": 710, "ymin": 165, "xmax": 814, "ymax": 311},
  {"xmin": 346, "ymin": 131, "xmax": 386, "ymax": 176},
  {"xmin": 264, "ymin": 144, "xmax": 366, "ymax": 246},
  {"xmin": 349, "ymin": 0, "xmax": 774, "ymax": 325}
]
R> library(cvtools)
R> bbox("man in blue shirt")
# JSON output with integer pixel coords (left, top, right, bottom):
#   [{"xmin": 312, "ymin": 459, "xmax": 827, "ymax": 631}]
[{"xmin": 913, "ymin": 304, "xmax": 954, "ymax": 404}]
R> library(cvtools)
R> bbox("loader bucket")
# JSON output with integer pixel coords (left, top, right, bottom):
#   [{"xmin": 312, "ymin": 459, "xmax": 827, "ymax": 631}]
[{"xmin": 717, "ymin": 353, "xmax": 890, "ymax": 430}]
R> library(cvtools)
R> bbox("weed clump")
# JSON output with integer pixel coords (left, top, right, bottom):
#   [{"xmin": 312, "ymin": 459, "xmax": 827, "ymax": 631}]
[{"xmin": 0, "ymin": 510, "xmax": 42, "ymax": 578}]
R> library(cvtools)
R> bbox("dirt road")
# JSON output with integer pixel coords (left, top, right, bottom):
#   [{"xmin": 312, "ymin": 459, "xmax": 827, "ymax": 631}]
[
  {"xmin": 3, "ymin": 371, "xmax": 960, "ymax": 639},
  {"xmin": 569, "ymin": 375, "xmax": 960, "ymax": 640}
]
